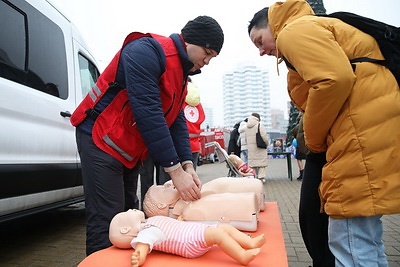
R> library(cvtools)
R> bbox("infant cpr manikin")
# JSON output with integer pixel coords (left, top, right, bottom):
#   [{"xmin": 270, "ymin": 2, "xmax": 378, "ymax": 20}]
[
  {"xmin": 143, "ymin": 177, "xmax": 265, "ymax": 231},
  {"xmin": 228, "ymin": 154, "xmax": 257, "ymax": 177}
]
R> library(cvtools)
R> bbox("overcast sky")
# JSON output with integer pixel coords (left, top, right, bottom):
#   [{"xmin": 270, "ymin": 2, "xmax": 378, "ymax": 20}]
[{"xmin": 49, "ymin": 0, "xmax": 400, "ymax": 126}]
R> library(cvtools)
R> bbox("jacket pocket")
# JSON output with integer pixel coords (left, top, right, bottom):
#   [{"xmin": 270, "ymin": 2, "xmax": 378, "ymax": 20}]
[{"xmin": 93, "ymin": 89, "xmax": 147, "ymax": 165}]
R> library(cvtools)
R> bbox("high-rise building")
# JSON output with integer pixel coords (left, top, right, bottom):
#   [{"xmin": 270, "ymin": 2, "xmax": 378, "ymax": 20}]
[
  {"xmin": 223, "ymin": 65, "xmax": 271, "ymax": 130},
  {"xmin": 201, "ymin": 106, "xmax": 214, "ymax": 130},
  {"xmin": 270, "ymin": 109, "xmax": 285, "ymax": 131}
]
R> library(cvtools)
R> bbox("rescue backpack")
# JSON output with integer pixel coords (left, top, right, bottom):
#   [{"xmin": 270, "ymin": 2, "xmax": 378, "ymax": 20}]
[{"xmin": 321, "ymin": 12, "xmax": 400, "ymax": 85}]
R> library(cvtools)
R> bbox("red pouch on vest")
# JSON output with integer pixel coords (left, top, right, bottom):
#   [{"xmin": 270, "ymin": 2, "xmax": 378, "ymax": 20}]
[{"xmin": 92, "ymin": 89, "xmax": 148, "ymax": 168}]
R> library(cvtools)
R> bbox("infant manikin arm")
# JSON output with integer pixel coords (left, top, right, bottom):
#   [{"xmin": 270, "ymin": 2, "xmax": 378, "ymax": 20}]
[
  {"xmin": 131, "ymin": 226, "xmax": 166, "ymax": 266},
  {"xmin": 131, "ymin": 243, "xmax": 150, "ymax": 267},
  {"xmin": 131, "ymin": 226, "xmax": 166, "ymax": 252}
]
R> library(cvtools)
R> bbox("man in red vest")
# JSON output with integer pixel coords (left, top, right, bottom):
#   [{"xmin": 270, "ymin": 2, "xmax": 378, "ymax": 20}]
[{"xmin": 71, "ymin": 16, "xmax": 224, "ymax": 255}]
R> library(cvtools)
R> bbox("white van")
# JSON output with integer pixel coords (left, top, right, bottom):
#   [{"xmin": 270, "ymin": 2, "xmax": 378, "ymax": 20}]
[{"xmin": 0, "ymin": 0, "xmax": 99, "ymax": 222}]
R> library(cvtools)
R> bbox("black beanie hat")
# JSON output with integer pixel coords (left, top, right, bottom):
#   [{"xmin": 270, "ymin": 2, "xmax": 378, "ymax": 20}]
[{"xmin": 181, "ymin": 16, "xmax": 224, "ymax": 54}]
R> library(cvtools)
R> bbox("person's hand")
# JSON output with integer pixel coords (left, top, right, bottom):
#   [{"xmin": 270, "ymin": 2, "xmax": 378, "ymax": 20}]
[
  {"xmin": 169, "ymin": 166, "xmax": 201, "ymax": 201},
  {"xmin": 182, "ymin": 163, "xmax": 202, "ymax": 190},
  {"xmin": 131, "ymin": 251, "xmax": 140, "ymax": 267}
]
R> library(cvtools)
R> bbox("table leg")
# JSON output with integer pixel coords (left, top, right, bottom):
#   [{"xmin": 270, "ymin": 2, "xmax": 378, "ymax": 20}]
[{"xmin": 286, "ymin": 154, "xmax": 293, "ymax": 181}]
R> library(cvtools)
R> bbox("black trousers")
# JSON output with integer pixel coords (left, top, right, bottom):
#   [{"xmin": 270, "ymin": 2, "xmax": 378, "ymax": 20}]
[
  {"xmin": 299, "ymin": 152, "xmax": 335, "ymax": 267},
  {"xmin": 139, "ymin": 156, "xmax": 160, "ymax": 207},
  {"xmin": 76, "ymin": 129, "xmax": 140, "ymax": 255}
]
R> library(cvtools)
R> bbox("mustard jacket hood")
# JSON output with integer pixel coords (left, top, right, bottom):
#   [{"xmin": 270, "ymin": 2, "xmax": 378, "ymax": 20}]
[{"xmin": 268, "ymin": 0, "xmax": 314, "ymax": 41}]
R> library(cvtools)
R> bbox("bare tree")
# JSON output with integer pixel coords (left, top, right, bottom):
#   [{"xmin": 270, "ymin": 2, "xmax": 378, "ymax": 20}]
[{"xmin": 306, "ymin": 0, "xmax": 326, "ymax": 14}]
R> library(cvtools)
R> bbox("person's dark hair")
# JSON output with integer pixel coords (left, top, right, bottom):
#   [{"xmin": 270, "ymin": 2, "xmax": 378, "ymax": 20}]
[
  {"xmin": 248, "ymin": 7, "xmax": 269, "ymax": 35},
  {"xmin": 252, "ymin": 112, "xmax": 261, "ymax": 121}
]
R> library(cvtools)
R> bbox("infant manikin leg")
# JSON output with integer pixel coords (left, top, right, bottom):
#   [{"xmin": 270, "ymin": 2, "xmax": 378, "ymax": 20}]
[
  {"xmin": 204, "ymin": 225, "xmax": 266, "ymax": 265},
  {"xmin": 216, "ymin": 224, "xmax": 266, "ymax": 249}
]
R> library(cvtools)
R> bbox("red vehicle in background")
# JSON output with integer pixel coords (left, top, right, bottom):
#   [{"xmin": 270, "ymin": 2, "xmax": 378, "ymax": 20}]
[
  {"xmin": 198, "ymin": 132, "xmax": 216, "ymax": 165},
  {"xmin": 214, "ymin": 130, "xmax": 225, "ymax": 150},
  {"xmin": 198, "ymin": 128, "xmax": 230, "ymax": 165}
]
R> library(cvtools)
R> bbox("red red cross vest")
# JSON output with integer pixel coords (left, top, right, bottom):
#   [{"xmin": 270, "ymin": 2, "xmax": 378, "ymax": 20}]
[
  {"xmin": 183, "ymin": 102, "xmax": 205, "ymax": 153},
  {"xmin": 70, "ymin": 32, "xmax": 187, "ymax": 168}
]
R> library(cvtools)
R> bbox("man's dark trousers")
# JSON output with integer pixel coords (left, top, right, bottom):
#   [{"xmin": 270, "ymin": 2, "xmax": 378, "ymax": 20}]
[{"xmin": 76, "ymin": 129, "xmax": 139, "ymax": 255}]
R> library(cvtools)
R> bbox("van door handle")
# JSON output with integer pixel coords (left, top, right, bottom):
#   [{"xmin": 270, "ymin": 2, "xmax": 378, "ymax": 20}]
[{"xmin": 60, "ymin": 111, "xmax": 72, "ymax": 117}]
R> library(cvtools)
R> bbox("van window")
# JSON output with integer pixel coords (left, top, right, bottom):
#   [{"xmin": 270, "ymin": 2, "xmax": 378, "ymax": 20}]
[
  {"xmin": 0, "ymin": 0, "xmax": 68, "ymax": 99},
  {"xmin": 0, "ymin": 0, "xmax": 27, "ymax": 83},
  {"xmin": 78, "ymin": 53, "xmax": 100, "ymax": 96}
]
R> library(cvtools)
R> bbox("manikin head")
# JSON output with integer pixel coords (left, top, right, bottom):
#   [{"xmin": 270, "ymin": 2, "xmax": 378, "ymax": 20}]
[
  {"xmin": 228, "ymin": 154, "xmax": 245, "ymax": 167},
  {"xmin": 109, "ymin": 209, "xmax": 146, "ymax": 249},
  {"xmin": 143, "ymin": 181, "xmax": 181, "ymax": 217}
]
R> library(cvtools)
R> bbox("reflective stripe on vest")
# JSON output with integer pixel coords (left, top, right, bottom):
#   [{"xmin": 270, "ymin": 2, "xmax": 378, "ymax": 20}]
[
  {"xmin": 103, "ymin": 135, "xmax": 134, "ymax": 161},
  {"xmin": 89, "ymin": 84, "xmax": 102, "ymax": 102}
]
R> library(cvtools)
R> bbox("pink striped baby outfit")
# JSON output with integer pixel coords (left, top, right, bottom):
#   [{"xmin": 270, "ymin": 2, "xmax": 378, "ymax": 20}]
[{"xmin": 146, "ymin": 216, "xmax": 215, "ymax": 258}]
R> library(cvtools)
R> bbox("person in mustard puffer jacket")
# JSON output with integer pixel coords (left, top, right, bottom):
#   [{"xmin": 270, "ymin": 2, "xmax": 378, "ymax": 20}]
[{"xmin": 248, "ymin": 0, "xmax": 400, "ymax": 266}]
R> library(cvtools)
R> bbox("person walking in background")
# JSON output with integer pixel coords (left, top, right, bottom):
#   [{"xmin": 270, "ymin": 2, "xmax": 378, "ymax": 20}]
[
  {"xmin": 227, "ymin": 121, "xmax": 241, "ymax": 157},
  {"xmin": 291, "ymin": 113, "xmax": 306, "ymax": 181},
  {"xmin": 243, "ymin": 113, "xmax": 269, "ymax": 182},
  {"xmin": 238, "ymin": 118, "xmax": 249, "ymax": 164},
  {"xmin": 248, "ymin": 1, "xmax": 400, "ymax": 266},
  {"xmin": 70, "ymin": 15, "xmax": 224, "ymax": 255}
]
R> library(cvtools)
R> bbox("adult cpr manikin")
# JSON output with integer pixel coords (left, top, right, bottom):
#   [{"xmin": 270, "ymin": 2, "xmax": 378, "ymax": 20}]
[{"xmin": 143, "ymin": 177, "xmax": 265, "ymax": 231}]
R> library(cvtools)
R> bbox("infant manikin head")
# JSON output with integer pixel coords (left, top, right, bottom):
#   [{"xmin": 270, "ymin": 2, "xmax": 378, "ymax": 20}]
[
  {"xmin": 109, "ymin": 209, "xmax": 146, "ymax": 248},
  {"xmin": 228, "ymin": 154, "xmax": 244, "ymax": 167},
  {"xmin": 143, "ymin": 181, "xmax": 181, "ymax": 217}
]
